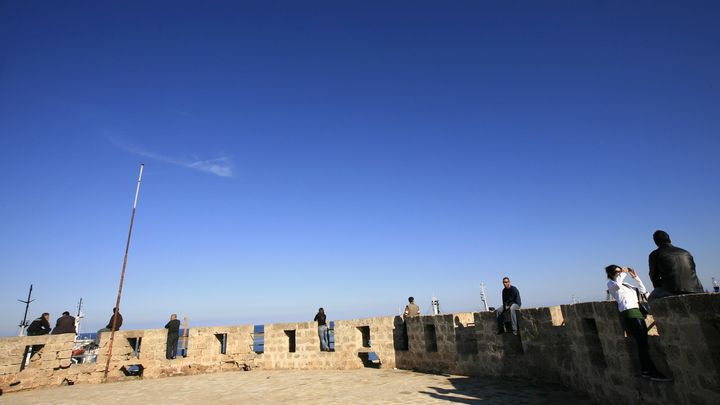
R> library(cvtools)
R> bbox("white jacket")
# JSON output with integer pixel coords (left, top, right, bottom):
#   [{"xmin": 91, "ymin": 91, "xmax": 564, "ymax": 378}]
[{"xmin": 607, "ymin": 272, "xmax": 647, "ymax": 312}]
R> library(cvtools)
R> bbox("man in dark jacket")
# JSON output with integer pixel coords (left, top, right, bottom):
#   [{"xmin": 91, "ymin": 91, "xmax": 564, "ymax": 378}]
[
  {"xmin": 496, "ymin": 277, "xmax": 522, "ymax": 335},
  {"xmin": 648, "ymin": 230, "xmax": 705, "ymax": 301},
  {"xmin": 95, "ymin": 307, "xmax": 123, "ymax": 345},
  {"xmin": 164, "ymin": 314, "xmax": 181, "ymax": 359},
  {"xmin": 51, "ymin": 311, "xmax": 76, "ymax": 334},
  {"xmin": 27, "ymin": 313, "xmax": 51, "ymax": 336}
]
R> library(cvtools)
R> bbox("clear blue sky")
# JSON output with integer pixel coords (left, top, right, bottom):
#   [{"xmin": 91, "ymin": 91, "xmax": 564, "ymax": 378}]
[{"xmin": 1, "ymin": 1, "xmax": 719, "ymax": 336}]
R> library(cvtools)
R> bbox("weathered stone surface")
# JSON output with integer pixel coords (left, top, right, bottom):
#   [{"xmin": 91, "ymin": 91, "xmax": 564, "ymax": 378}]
[{"xmin": 1, "ymin": 294, "xmax": 719, "ymax": 404}]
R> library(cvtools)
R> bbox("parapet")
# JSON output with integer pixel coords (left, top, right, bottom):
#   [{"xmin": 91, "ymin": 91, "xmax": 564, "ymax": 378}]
[{"xmin": 1, "ymin": 294, "xmax": 718, "ymax": 404}]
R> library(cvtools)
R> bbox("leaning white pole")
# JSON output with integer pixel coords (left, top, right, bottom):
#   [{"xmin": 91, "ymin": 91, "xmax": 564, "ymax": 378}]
[{"xmin": 103, "ymin": 164, "xmax": 144, "ymax": 382}]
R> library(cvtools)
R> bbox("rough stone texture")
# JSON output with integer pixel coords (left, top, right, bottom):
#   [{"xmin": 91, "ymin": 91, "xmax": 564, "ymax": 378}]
[{"xmin": 1, "ymin": 294, "xmax": 718, "ymax": 404}]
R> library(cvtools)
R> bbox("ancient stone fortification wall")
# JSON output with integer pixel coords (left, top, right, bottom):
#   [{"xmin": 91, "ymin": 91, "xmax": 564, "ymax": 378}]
[{"xmin": 1, "ymin": 294, "xmax": 718, "ymax": 404}]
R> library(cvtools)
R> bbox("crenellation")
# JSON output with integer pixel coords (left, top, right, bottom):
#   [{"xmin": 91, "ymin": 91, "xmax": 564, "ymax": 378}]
[{"xmin": 1, "ymin": 294, "xmax": 719, "ymax": 404}]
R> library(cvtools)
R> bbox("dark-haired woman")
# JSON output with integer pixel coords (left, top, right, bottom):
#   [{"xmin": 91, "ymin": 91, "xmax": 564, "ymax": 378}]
[{"xmin": 605, "ymin": 265, "xmax": 671, "ymax": 382}]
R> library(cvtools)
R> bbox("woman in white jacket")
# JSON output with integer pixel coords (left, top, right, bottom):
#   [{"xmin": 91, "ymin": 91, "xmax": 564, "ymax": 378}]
[{"xmin": 605, "ymin": 265, "xmax": 671, "ymax": 382}]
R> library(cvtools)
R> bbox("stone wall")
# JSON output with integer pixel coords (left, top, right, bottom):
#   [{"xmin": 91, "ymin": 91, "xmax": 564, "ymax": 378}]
[{"xmin": 1, "ymin": 294, "xmax": 718, "ymax": 404}]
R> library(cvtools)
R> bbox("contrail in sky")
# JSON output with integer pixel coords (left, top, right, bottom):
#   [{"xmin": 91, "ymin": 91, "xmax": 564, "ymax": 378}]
[{"xmin": 108, "ymin": 136, "xmax": 233, "ymax": 178}]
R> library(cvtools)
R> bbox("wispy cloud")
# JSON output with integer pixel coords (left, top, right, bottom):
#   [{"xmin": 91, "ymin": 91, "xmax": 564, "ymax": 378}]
[{"xmin": 109, "ymin": 136, "xmax": 233, "ymax": 178}]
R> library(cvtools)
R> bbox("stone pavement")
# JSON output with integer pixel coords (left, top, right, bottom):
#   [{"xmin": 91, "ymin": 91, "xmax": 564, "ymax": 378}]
[{"xmin": 3, "ymin": 369, "xmax": 596, "ymax": 404}]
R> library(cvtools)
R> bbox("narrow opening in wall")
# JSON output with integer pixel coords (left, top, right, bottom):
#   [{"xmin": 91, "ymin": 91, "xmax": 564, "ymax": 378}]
[
  {"xmin": 285, "ymin": 330, "xmax": 296, "ymax": 353},
  {"xmin": 357, "ymin": 326, "xmax": 371, "ymax": 348},
  {"xmin": 120, "ymin": 364, "xmax": 144, "ymax": 377},
  {"xmin": 328, "ymin": 321, "xmax": 335, "ymax": 352},
  {"xmin": 358, "ymin": 351, "xmax": 381, "ymax": 368},
  {"xmin": 424, "ymin": 324, "xmax": 438, "ymax": 352},
  {"xmin": 126, "ymin": 337, "xmax": 142, "ymax": 358},
  {"xmin": 215, "ymin": 333, "xmax": 228, "ymax": 355},
  {"xmin": 180, "ymin": 327, "xmax": 190, "ymax": 357},
  {"xmin": 581, "ymin": 318, "xmax": 607, "ymax": 368},
  {"xmin": 393, "ymin": 317, "xmax": 409, "ymax": 351},
  {"xmin": 253, "ymin": 325, "xmax": 264, "ymax": 354},
  {"xmin": 20, "ymin": 344, "xmax": 44, "ymax": 371}
]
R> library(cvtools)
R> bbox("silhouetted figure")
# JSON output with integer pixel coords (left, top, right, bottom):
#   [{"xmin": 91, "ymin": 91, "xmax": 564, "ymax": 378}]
[
  {"xmin": 27, "ymin": 313, "xmax": 51, "ymax": 336},
  {"xmin": 51, "ymin": 311, "xmax": 76, "ymax": 334},
  {"xmin": 165, "ymin": 314, "xmax": 181, "ymax": 359},
  {"xmin": 606, "ymin": 264, "xmax": 671, "ymax": 382},
  {"xmin": 648, "ymin": 230, "xmax": 704, "ymax": 301},
  {"xmin": 496, "ymin": 277, "xmax": 521, "ymax": 335},
  {"xmin": 314, "ymin": 308, "xmax": 330, "ymax": 351}
]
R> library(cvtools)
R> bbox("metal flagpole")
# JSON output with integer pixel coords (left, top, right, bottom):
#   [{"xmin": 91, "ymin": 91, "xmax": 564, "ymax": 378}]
[
  {"xmin": 103, "ymin": 164, "xmax": 144, "ymax": 382},
  {"xmin": 17, "ymin": 284, "xmax": 34, "ymax": 336}
]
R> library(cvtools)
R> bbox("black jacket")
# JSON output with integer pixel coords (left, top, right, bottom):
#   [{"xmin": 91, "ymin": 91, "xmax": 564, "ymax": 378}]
[
  {"xmin": 51, "ymin": 315, "xmax": 76, "ymax": 334},
  {"xmin": 27, "ymin": 316, "xmax": 51, "ymax": 336},
  {"xmin": 649, "ymin": 243, "xmax": 704, "ymax": 293}
]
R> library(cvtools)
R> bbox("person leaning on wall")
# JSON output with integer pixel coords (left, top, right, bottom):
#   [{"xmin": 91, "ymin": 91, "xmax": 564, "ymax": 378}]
[
  {"xmin": 165, "ymin": 314, "xmax": 181, "ymax": 359},
  {"xmin": 605, "ymin": 264, "xmax": 671, "ymax": 382},
  {"xmin": 27, "ymin": 313, "xmax": 51, "ymax": 336}
]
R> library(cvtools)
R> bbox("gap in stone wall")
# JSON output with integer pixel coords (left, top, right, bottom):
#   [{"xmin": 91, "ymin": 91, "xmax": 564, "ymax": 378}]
[
  {"xmin": 19, "ymin": 344, "xmax": 44, "ymax": 371},
  {"xmin": 214, "ymin": 333, "xmax": 227, "ymax": 355},
  {"xmin": 126, "ymin": 337, "xmax": 142, "ymax": 358},
  {"xmin": 285, "ymin": 330, "xmax": 296, "ymax": 353},
  {"xmin": 357, "ymin": 326, "xmax": 371, "ymax": 348},
  {"xmin": 424, "ymin": 324, "xmax": 438, "ymax": 352},
  {"xmin": 581, "ymin": 318, "xmax": 607, "ymax": 368}
]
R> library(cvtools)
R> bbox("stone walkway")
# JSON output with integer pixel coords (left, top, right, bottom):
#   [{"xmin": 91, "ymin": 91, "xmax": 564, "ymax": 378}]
[{"xmin": 3, "ymin": 369, "xmax": 596, "ymax": 404}]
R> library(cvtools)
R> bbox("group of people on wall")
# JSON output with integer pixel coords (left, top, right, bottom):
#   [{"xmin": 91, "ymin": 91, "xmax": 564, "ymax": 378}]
[
  {"xmin": 26, "ymin": 229, "xmax": 708, "ymax": 384},
  {"xmin": 400, "ymin": 230, "xmax": 706, "ymax": 384},
  {"xmin": 26, "ymin": 311, "xmax": 76, "ymax": 336}
]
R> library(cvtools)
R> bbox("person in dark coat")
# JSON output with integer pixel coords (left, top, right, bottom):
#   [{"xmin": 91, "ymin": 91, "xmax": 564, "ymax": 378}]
[
  {"xmin": 95, "ymin": 307, "xmax": 123, "ymax": 345},
  {"xmin": 648, "ymin": 230, "xmax": 705, "ymax": 301},
  {"xmin": 164, "ymin": 314, "xmax": 181, "ymax": 359},
  {"xmin": 27, "ymin": 313, "xmax": 51, "ymax": 336},
  {"xmin": 496, "ymin": 277, "xmax": 522, "ymax": 335},
  {"xmin": 51, "ymin": 311, "xmax": 76, "ymax": 334}
]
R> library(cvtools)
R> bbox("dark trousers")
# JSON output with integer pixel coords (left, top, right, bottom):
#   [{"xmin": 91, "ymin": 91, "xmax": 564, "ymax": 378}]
[
  {"xmin": 624, "ymin": 317, "xmax": 657, "ymax": 374},
  {"xmin": 166, "ymin": 333, "xmax": 179, "ymax": 359}
]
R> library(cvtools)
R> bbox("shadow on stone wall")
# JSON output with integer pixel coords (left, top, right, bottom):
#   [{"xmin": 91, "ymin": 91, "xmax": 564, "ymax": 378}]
[{"xmin": 1, "ymin": 294, "xmax": 718, "ymax": 405}]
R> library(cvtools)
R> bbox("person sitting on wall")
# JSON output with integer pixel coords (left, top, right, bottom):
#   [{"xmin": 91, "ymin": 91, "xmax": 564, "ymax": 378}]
[
  {"xmin": 51, "ymin": 311, "xmax": 76, "ymax": 334},
  {"xmin": 403, "ymin": 296, "xmax": 420, "ymax": 318},
  {"xmin": 606, "ymin": 264, "xmax": 672, "ymax": 382},
  {"xmin": 165, "ymin": 313, "xmax": 181, "ymax": 359},
  {"xmin": 496, "ymin": 277, "xmax": 521, "ymax": 335},
  {"xmin": 648, "ymin": 230, "xmax": 705, "ymax": 301},
  {"xmin": 95, "ymin": 307, "xmax": 123, "ymax": 345},
  {"xmin": 27, "ymin": 313, "xmax": 51, "ymax": 336},
  {"xmin": 314, "ymin": 308, "xmax": 330, "ymax": 351}
]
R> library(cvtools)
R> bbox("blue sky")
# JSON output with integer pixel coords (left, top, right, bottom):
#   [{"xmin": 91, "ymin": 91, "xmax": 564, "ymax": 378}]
[{"xmin": 1, "ymin": 1, "xmax": 719, "ymax": 335}]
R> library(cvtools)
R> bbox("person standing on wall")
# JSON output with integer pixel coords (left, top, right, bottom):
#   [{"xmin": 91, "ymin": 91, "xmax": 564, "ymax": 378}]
[
  {"xmin": 606, "ymin": 265, "xmax": 672, "ymax": 382},
  {"xmin": 648, "ymin": 230, "xmax": 705, "ymax": 301},
  {"xmin": 27, "ymin": 313, "xmax": 51, "ymax": 336},
  {"xmin": 496, "ymin": 277, "xmax": 521, "ymax": 335},
  {"xmin": 51, "ymin": 311, "xmax": 76, "ymax": 334},
  {"xmin": 314, "ymin": 308, "xmax": 330, "ymax": 351},
  {"xmin": 165, "ymin": 314, "xmax": 181, "ymax": 359}
]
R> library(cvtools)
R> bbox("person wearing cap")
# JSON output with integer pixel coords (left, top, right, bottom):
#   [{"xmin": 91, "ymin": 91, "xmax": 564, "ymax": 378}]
[{"xmin": 648, "ymin": 230, "xmax": 704, "ymax": 301}]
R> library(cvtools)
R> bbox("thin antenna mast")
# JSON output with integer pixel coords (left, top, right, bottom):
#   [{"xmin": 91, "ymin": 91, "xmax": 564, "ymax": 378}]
[
  {"xmin": 103, "ymin": 164, "xmax": 144, "ymax": 382},
  {"xmin": 17, "ymin": 284, "xmax": 34, "ymax": 336},
  {"xmin": 480, "ymin": 282, "xmax": 490, "ymax": 311},
  {"xmin": 75, "ymin": 298, "xmax": 84, "ymax": 335}
]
